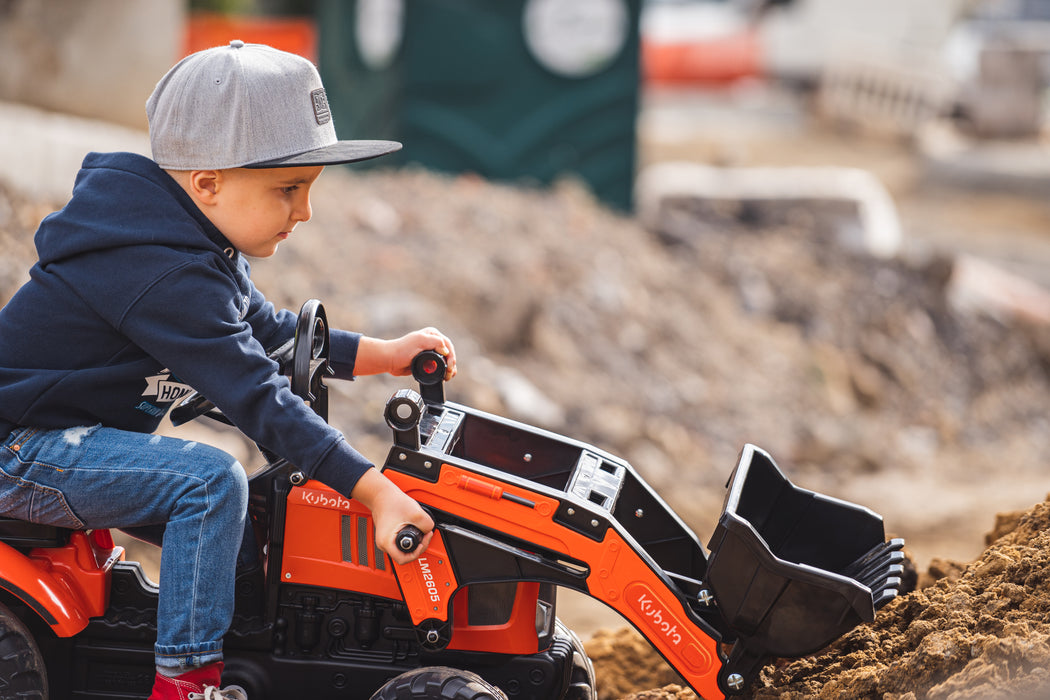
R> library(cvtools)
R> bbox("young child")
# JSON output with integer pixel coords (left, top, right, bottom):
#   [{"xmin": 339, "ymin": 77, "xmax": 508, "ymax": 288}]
[{"xmin": 0, "ymin": 41, "xmax": 452, "ymax": 699}]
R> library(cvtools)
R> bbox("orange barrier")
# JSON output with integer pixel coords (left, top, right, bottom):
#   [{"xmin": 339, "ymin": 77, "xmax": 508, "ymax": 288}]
[
  {"xmin": 184, "ymin": 11, "xmax": 317, "ymax": 62},
  {"xmin": 642, "ymin": 30, "xmax": 761, "ymax": 86}
]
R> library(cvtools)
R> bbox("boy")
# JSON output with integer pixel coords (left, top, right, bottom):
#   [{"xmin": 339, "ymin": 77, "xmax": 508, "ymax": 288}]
[{"xmin": 0, "ymin": 41, "xmax": 451, "ymax": 699}]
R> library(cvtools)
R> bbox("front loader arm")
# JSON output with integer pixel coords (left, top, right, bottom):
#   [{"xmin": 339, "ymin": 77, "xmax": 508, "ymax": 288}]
[{"xmin": 385, "ymin": 447, "xmax": 729, "ymax": 700}]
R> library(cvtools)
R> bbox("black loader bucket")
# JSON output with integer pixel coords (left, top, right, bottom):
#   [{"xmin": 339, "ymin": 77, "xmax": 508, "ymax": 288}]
[{"xmin": 705, "ymin": 444, "xmax": 904, "ymax": 691}]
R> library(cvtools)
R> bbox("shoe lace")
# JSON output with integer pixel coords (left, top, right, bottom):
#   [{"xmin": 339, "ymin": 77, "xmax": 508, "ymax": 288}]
[{"xmin": 188, "ymin": 685, "xmax": 248, "ymax": 700}]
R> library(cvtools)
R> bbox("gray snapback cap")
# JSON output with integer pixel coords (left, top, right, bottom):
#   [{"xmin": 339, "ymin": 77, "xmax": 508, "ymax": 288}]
[{"xmin": 146, "ymin": 40, "xmax": 401, "ymax": 170}]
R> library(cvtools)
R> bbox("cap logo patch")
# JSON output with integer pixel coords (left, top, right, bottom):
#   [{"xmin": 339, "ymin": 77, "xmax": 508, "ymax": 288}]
[{"xmin": 311, "ymin": 88, "xmax": 331, "ymax": 126}]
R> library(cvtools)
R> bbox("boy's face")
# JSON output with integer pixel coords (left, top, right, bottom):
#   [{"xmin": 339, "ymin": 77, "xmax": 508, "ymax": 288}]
[{"xmin": 197, "ymin": 165, "xmax": 324, "ymax": 258}]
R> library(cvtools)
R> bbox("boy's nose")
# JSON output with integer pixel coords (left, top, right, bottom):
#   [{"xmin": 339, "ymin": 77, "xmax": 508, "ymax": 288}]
[{"xmin": 293, "ymin": 196, "xmax": 312, "ymax": 223}]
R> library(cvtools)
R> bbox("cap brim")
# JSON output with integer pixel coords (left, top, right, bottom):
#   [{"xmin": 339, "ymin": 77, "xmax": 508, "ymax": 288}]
[{"xmin": 243, "ymin": 139, "xmax": 402, "ymax": 168}]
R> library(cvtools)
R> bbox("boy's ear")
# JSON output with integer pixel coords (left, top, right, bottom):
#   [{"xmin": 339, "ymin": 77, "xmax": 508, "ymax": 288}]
[{"xmin": 188, "ymin": 170, "xmax": 222, "ymax": 202}]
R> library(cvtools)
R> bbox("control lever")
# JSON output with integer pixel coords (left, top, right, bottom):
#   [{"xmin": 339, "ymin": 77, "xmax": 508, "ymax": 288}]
[
  {"xmin": 396, "ymin": 525, "xmax": 425, "ymax": 554},
  {"xmin": 411, "ymin": 350, "xmax": 446, "ymax": 404}
]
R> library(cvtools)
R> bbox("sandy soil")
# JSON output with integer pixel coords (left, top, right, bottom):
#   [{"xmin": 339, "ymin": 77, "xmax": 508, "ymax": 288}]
[{"xmin": 587, "ymin": 497, "xmax": 1050, "ymax": 700}]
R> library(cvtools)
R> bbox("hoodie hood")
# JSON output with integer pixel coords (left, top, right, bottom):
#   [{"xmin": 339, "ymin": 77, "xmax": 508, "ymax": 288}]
[
  {"xmin": 35, "ymin": 152, "xmax": 234, "ymax": 266},
  {"xmin": 0, "ymin": 150, "xmax": 374, "ymax": 499}
]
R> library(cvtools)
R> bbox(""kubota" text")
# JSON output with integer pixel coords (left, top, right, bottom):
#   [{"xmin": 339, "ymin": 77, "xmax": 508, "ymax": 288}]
[
  {"xmin": 298, "ymin": 490, "xmax": 352, "ymax": 511},
  {"xmin": 630, "ymin": 585, "xmax": 683, "ymax": 646}
]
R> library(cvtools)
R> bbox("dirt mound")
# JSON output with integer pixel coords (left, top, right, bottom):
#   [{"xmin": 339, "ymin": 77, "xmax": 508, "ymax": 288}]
[
  {"xmin": 587, "ymin": 627, "xmax": 690, "ymax": 700},
  {"xmin": 750, "ymin": 497, "xmax": 1050, "ymax": 699},
  {"xmin": 588, "ymin": 500, "xmax": 1050, "ymax": 700}
]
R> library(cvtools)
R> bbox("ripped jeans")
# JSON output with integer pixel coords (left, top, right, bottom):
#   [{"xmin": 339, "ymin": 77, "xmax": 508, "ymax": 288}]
[{"xmin": 0, "ymin": 425, "xmax": 249, "ymax": 671}]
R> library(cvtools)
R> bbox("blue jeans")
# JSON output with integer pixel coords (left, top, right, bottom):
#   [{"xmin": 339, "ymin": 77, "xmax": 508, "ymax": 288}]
[{"xmin": 0, "ymin": 425, "xmax": 249, "ymax": 671}]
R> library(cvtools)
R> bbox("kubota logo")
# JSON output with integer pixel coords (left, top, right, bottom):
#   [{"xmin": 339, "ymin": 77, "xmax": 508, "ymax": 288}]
[
  {"xmin": 417, "ymin": 557, "xmax": 442, "ymax": 602},
  {"xmin": 298, "ymin": 489, "xmax": 352, "ymax": 511},
  {"xmin": 627, "ymin": 583, "xmax": 682, "ymax": 646}
]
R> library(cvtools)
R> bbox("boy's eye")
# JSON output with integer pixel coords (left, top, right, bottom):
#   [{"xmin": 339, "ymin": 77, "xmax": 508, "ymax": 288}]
[{"xmin": 281, "ymin": 185, "xmax": 299, "ymax": 194}]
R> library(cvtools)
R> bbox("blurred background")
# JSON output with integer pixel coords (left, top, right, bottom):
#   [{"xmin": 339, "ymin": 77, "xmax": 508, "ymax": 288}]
[{"xmin": 2, "ymin": 0, "xmax": 1050, "ymax": 640}]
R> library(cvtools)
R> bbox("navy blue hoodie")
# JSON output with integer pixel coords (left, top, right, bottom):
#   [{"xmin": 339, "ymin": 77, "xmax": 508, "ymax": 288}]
[{"xmin": 0, "ymin": 152, "xmax": 372, "ymax": 496}]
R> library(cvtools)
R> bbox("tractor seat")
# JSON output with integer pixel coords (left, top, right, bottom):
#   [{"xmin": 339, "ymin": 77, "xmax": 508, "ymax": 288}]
[{"xmin": 0, "ymin": 516, "xmax": 72, "ymax": 549}]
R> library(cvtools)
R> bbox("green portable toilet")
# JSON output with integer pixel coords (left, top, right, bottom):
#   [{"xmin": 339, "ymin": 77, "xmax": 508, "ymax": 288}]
[{"xmin": 318, "ymin": 0, "xmax": 642, "ymax": 211}]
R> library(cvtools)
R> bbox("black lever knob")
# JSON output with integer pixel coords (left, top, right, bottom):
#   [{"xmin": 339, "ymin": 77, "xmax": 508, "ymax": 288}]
[
  {"xmin": 411, "ymin": 351, "xmax": 446, "ymax": 404},
  {"xmin": 396, "ymin": 525, "xmax": 424, "ymax": 553}
]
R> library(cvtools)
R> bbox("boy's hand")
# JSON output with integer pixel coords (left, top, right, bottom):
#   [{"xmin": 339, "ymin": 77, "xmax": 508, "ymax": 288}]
[
  {"xmin": 357, "ymin": 328, "xmax": 457, "ymax": 380},
  {"xmin": 352, "ymin": 468, "xmax": 434, "ymax": 565}
]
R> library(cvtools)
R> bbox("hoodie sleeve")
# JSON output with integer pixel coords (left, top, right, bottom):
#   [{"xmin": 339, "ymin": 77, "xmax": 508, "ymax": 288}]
[
  {"xmin": 241, "ymin": 273, "xmax": 362, "ymax": 379},
  {"xmin": 118, "ymin": 258, "xmax": 373, "ymax": 496},
  {"xmin": 241, "ymin": 278, "xmax": 298, "ymax": 349}
]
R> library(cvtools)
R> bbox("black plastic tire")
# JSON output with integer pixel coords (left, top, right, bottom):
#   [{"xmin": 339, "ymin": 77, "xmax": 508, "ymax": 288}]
[
  {"xmin": 0, "ymin": 602, "xmax": 48, "ymax": 699},
  {"xmin": 369, "ymin": 666, "xmax": 508, "ymax": 700},
  {"xmin": 556, "ymin": 619, "xmax": 597, "ymax": 700}
]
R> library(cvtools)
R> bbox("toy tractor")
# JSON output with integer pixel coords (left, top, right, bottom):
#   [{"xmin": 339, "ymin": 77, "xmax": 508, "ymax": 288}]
[{"xmin": 0, "ymin": 300, "xmax": 904, "ymax": 699}]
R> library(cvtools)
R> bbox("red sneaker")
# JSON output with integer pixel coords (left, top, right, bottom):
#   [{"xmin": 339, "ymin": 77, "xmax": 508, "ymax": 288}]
[{"xmin": 148, "ymin": 662, "xmax": 247, "ymax": 700}]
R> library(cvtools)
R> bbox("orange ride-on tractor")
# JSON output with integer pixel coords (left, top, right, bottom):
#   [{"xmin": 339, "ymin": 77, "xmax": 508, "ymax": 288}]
[{"xmin": 0, "ymin": 300, "xmax": 905, "ymax": 699}]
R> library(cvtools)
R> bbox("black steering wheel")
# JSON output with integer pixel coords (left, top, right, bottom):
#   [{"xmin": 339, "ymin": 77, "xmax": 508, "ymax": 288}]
[{"xmin": 170, "ymin": 299, "xmax": 333, "ymax": 426}]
